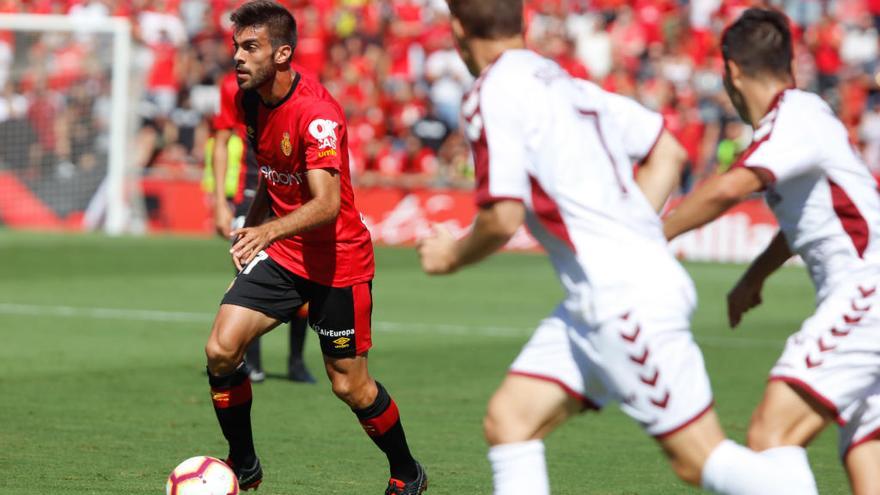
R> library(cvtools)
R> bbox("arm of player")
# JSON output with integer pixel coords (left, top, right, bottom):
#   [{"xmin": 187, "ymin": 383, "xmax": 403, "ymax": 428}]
[
  {"xmin": 212, "ymin": 129, "xmax": 234, "ymax": 238},
  {"xmin": 242, "ymin": 175, "xmax": 271, "ymax": 228},
  {"xmin": 662, "ymin": 167, "xmax": 764, "ymax": 240},
  {"xmin": 418, "ymin": 200, "xmax": 525, "ymax": 275},
  {"xmin": 727, "ymin": 230, "xmax": 792, "ymax": 328},
  {"xmin": 231, "ymin": 169, "xmax": 340, "ymax": 268},
  {"xmin": 635, "ymin": 130, "xmax": 686, "ymax": 213},
  {"xmin": 228, "ymin": 176, "xmax": 270, "ymax": 270}
]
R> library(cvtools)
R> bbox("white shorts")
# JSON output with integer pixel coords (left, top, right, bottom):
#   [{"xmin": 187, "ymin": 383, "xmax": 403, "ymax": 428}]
[
  {"xmin": 768, "ymin": 281, "xmax": 880, "ymax": 457},
  {"xmin": 510, "ymin": 300, "xmax": 713, "ymax": 437}
]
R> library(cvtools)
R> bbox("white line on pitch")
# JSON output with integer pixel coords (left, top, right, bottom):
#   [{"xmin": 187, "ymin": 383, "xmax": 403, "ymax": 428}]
[{"xmin": 0, "ymin": 302, "xmax": 782, "ymax": 347}]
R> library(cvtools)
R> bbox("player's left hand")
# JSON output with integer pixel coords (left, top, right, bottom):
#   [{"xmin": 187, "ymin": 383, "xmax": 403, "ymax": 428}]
[
  {"xmin": 726, "ymin": 276, "xmax": 763, "ymax": 329},
  {"xmin": 417, "ymin": 224, "xmax": 458, "ymax": 275},
  {"xmin": 230, "ymin": 224, "xmax": 275, "ymax": 269}
]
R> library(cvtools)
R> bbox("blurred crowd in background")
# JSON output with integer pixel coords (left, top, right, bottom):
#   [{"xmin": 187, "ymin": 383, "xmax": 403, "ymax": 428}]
[{"xmin": 2, "ymin": 0, "xmax": 880, "ymax": 194}]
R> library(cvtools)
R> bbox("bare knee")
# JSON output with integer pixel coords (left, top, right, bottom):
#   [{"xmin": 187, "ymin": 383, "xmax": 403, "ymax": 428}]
[
  {"xmin": 483, "ymin": 394, "xmax": 537, "ymax": 446},
  {"xmin": 747, "ymin": 409, "xmax": 784, "ymax": 451},
  {"xmin": 205, "ymin": 335, "xmax": 241, "ymax": 375},
  {"xmin": 659, "ymin": 408, "xmax": 725, "ymax": 487},
  {"xmin": 668, "ymin": 457, "xmax": 703, "ymax": 487},
  {"xmin": 330, "ymin": 374, "xmax": 374, "ymax": 408}
]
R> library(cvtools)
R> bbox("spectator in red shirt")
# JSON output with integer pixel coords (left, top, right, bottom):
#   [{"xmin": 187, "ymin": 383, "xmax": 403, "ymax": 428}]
[{"xmin": 808, "ymin": 13, "xmax": 843, "ymax": 95}]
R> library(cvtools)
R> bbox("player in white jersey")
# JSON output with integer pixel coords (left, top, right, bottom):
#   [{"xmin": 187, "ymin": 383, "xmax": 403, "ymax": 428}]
[
  {"xmin": 418, "ymin": 1, "xmax": 817, "ymax": 493},
  {"xmin": 663, "ymin": 8, "xmax": 880, "ymax": 494}
]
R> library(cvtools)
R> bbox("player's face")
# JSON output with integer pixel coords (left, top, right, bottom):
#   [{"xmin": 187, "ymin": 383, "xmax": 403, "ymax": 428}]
[
  {"xmin": 232, "ymin": 26, "xmax": 276, "ymax": 90},
  {"xmin": 723, "ymin": 60, "xmax": 752, "ymax": 125}
]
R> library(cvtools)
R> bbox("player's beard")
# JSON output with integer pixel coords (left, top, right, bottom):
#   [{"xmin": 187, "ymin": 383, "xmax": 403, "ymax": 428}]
[
  {"xmin": 237, "ymin": 62, "xmax": 275, "ymax": 91},
  {"xmin": 723, "ymin": 70, "xmax": 751, "ymax": 125}
]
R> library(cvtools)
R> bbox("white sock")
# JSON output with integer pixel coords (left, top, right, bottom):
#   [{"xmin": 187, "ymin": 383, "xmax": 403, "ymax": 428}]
[
  {"xmin": 701, "ymin": 440, "xmax": 818, "ymax": 495},
  {"xmin": 488, "ymin": 440, "xmax": 549, "ymax": 495},
  {"xmin": 758, "ymin": 445, "xmax": 818, "ymax": 494}
]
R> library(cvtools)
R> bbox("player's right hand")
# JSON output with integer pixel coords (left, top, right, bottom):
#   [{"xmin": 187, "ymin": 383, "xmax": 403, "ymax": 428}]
[
  {"xmin": 726, "ymin": 277, "xmax": 763, "ymax": 329},
  {"xmin": 231, "ymin": 249, "xmax": 244, "ymax": 271},
  {"xmin": 215, "ymin": 200, "xmax": 234, "ymax": 239},
  {"xmin": 417, "ymin": 224, "xmax": 458, "ymax": 275}
]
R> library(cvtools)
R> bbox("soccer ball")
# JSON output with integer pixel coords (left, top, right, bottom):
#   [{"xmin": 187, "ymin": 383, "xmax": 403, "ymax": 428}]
[{"xmin": 166, "ymin": 456, "xmax": 239, "ymax": 495}]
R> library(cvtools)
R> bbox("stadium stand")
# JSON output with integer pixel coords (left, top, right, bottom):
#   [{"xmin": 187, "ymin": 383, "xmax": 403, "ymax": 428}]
[{"xmin": 1, "ymin": 0, "xmax": 879, "ymax": 229}]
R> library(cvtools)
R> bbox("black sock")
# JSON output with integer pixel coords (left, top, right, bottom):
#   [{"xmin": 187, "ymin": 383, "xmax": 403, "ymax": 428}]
[
  {"xmin": 208, "ymin": 364, "xmax": 256, "ymax": 466},
  {"xmin": 352, "ymin": 381, "xmax": 418, "ymax": 481}
]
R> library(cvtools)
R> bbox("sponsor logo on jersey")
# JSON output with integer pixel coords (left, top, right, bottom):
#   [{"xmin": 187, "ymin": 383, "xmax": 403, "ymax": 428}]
[
  {"xmin": 313, "ymin": 324, "xmax": 355, "ymax": 338},
  {"xmin": 318, "ymin": 149, "xmax": 337, "ymax": 158},
  {"xmin": 281, "ymin": 131, "xmax": 292, "ymax": 156},
  {"xmin": 260, "ymin": 165, "xmax": 303, "ymax": 186},
  {"xmin": 308, "ymin": 119, "xmax": 339, "ymax": 152},
  {"xmin": 332, "ymin": 337, "xmax": 351, "ymax": 349}
]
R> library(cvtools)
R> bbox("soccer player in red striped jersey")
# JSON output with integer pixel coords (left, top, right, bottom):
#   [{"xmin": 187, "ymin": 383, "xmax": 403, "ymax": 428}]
[
  {"xmin": 203, "ymin": 2, "xmax": 426, "ymax": 493},
  {"xmin": 212, "ymin": 69, "xmax": 314, "ymax": 385},
  {"xmin": 664, "ymin": 9, "xmax": 880, "ymax": 494}
]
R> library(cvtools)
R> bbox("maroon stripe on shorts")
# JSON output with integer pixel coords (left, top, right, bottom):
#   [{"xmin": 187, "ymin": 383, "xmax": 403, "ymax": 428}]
[{"xmin": 353, "ymin": 283, "xmax": 372, "ymax": 355}]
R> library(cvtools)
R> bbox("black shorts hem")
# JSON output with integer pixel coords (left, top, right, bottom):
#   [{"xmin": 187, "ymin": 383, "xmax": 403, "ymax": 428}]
[{"xmin": 219, "ymin": 299, "xmax": 292, "ymax": 323}]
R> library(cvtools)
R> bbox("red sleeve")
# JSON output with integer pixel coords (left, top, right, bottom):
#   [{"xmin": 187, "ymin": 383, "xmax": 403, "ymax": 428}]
[
  {"xmin": 212, "ymin": 74, "xmax": 242, "ymax": 131},
  {"xmin": 301, "ymin": 101, "xmax": 345, "ymax": 171}
]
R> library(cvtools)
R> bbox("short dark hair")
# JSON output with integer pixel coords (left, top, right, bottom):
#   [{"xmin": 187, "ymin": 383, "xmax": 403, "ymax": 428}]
[
  {"xmin": 447, "ymin": 0, "xmax": 523, "ymax": 39},
  {"xmin": 721, "ymin": 8, "xmax": 793, "ymax": 78},
  {"xmin": 231, "ymin": 0, "xmax": 297, "ymax": 52}
]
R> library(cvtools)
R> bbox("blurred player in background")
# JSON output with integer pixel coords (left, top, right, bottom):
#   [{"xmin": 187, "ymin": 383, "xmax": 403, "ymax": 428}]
[
  {"xmin": 418, "ymin": 1, "xmax": 817, "ymax": 493},
  {"xmin": 203, "ymin": 2, "xmax": 426, "ymax": 493},
  {"xmin": 664, "ymin": 8, "xmax": 880, "ymax": 495},
  {"xmin": 210, "ymin": 69, "xmax": 314, "ymax": 385}
]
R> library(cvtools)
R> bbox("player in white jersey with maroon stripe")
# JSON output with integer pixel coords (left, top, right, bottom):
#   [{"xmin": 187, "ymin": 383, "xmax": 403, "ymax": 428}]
[
  {"xmin": 664, "ymin": 8, "xmax": 880, "ymax": 494},
  {"xmin": 417, "ymin": 1, "xmax": 817, "ymax": 493}
]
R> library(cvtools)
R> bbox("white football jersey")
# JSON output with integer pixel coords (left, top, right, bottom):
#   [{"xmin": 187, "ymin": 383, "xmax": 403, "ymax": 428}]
[
  {"xmin": 461, "ymin": 50, "xmax": 693, "ymax": 323},
  {"xmin": 735, "ymin": 89, "xmax": 880, "ymax": 303}
]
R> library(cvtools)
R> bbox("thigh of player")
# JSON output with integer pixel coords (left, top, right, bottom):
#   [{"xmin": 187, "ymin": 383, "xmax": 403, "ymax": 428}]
[
  {"xmin": 303, "ymin": 280, "xmax": 376, "ymax": 407},
  {"xmin": 494, "ymin": 306, "xmax": 603, "ymax": 445},
  {"xmin": 209, "ymin": 253, "xmax": 306, "ymax": 372},
  {"xmin": 305, "ymin": 280, "xmax": 373, "ymax": 359},
  {"xmin": 589, "ymin": 306, "xmax": 724, "ymax": 482},
  {"xmin": 841, "ymin": 391, "xmax": 880, "ymax": 495},
  {"xmin": 591, "ymin": 307, "xmax": 715, "ymax": 439},
  {"xmin": 756, "ymin": 282, "xmax": 880, "ymax": 450}
]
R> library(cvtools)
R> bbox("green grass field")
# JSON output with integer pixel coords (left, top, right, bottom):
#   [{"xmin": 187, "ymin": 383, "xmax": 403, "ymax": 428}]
[{"xmin": 0, "ymin": 230, "xmax": 848, "ymax": 494}]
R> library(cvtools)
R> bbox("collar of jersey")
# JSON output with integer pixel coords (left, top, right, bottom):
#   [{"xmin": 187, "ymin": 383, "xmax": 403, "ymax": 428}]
[
  {"xmin": 758, "ymin": 87, "xmax": 792, "ymax": 125},
  {"xmin": 261, "ymin": 71, "xmax": 301, "ymax": 109}
]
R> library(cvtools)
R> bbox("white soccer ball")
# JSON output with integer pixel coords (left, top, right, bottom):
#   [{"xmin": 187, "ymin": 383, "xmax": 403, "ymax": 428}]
[{"xmin": 166, "ymin": 456, "xmax": 239, "ymax": 495}]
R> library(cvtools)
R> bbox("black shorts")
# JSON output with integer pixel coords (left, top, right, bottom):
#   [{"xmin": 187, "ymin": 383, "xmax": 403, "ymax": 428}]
[{"xmin": 221, "ymin": 254, "xmax": 373, "ymax": 358}]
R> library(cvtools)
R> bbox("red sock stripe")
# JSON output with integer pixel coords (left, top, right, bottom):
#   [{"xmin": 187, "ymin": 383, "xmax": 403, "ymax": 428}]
[
  {"xmin": 359, "ymin": 399, "xmax": 399, "ymax": 437},
  {"xmin": 211, "ymin": 380, "xmax": 252, "ymax": 409}
]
